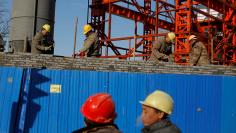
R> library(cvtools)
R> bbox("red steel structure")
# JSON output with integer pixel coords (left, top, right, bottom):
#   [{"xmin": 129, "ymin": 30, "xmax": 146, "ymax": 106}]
[{"xmin": 87, "ymin": 0, "xmax": 236, "ymax": 65}]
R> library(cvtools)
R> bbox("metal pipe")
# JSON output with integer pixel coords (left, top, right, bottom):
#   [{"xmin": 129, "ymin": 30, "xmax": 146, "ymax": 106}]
[
  {"xmin": 107, "ymin": 1, "xmax": 112, "ymax": 56},
  {"xmin": 23, "ymin": 36, "xmax": 28, "ymax": 52},
  {"xmin": 33, "ymin": 0, "xmax": 38, "ymax": 36},
  {"xmin": 87, "ymin": 0, "xmax": 90, "ymax": 24},
  {"xmin": 73, "ymin": 17, "xmax": 78, "ymax": 58},
  {"xmin": 211, "ymin": 38, "xmax": 214, "ymax": 63},
  {"xmin": 101, "ymin": 44, "xmax": 143, "ymax": 53},
  {"xmin": 155, "ymin": 0, "xmax": 159, "ymax": 39},
  {"xmin": 129, "ymin": 39, "xmax": 131, "ymax": 60}
]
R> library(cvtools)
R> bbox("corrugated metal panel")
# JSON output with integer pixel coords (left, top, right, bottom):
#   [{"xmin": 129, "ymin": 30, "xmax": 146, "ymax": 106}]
[
  {"xmin": 13, "ymin": 68, "xmax": 235, "ymax": 133},
  {"xmin": 24, "ymin": 69, "xmax": 110, "ymax": 133},
  {"xmin": 147, "ymin": 74, "xmax": 222, "ymax": 133},
  {"xmin": 108, "ymin": 72, "xmax": 147, "ymax": 133},
  {"xmin": 0, "ymin": 66, "xmax": 23, "ymax": 133},
  {"xmin": 221, "ymin": 76, "xmax": 236, "ymax": 133}
]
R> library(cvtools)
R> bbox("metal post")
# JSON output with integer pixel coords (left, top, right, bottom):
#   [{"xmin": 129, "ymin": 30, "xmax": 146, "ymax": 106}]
[
  {"xmin": 129, "ymin": 39, "xmax": 131, "ymax": 60},
  {"xmin": 16, "ymin": 69, "xmax": 31, "ymax": 132},
  {"xmin": 23, "ymin": 36, "xmax": 28, "ymax": 53},
  {"xmin": 73, "ymin": 17, "xmax": 78, "ymax": 58},
  {"xmin": 87, "ymin": 0, "xmax": 90, "ymax": 24},
  {"xmin": 155, "ymin": 0, "xmax": 159, "ymax": 40},
  {"xmin": 33, "ymin": 0, "xmax": 38, "ymax": 36},
  {"xmin": 107, "ymin": 1, "xmax": 112, "ymax": 56},
  {"xmin": 211, "ymin": 38, "xmax": 214, "ymax": 63},
  {"xmin": 133, "ymin": 20, "xmax": 137, "ymax": 60}
]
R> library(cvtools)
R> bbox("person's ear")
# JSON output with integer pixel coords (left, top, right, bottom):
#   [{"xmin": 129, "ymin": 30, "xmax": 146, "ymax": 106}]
[{"xmin": 158, "ymin": 112, "xmax": 165, "ymax": 119}]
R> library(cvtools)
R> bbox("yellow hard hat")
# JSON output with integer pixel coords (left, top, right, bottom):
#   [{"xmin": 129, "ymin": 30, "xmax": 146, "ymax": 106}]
[
  {"xmin": 42, "ymin": 24, "xmax": 51, "ymax": 32},
  {"xmin": 167, "ymin": 32, "xmax": 175, "ymax": 41},
  {"xmin": 188, "ymin": 35, "xmax": 197, "ymax": 41},
  {"xmin": 83, "ymin": 24, "xmax": 92, "ymax": 35},
  {"xmin": 140, "ymin": 90, "xmax": 174, "ymax": 115}
]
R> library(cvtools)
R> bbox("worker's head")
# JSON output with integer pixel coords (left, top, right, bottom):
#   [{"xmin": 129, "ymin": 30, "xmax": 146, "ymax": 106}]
[
  {"xmin": 188, "ymin": 35, "xmax": 197, "ymax": 43},
  {"xmin": 83, "ymin": 24, "xmax": 93, "ymax": 35},
  {"xmin": 42, "ymin": 24, "xmax": 51, "ymax": 35},
  {"xmin": 165, "ymin": 32, "xmax": 175, "ymax": 43},
  {"xmin": 81, "ymin": 93, "xmax": 117, "ymax": 125},
  {"xmin": 140, "ymin": 90, "xmax": 174, "ymax": 126}
]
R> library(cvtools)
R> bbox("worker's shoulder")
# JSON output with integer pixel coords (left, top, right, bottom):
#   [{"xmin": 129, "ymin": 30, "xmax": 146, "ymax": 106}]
[
  {"xmin": 88, "ymin": 32, "xmax": 98, "ymax": 38},
  {"xmin": 33, "ymin": 32, "xmax": 43, "ymax": 40},
  {"xmin": 196, "ymin": 41, "xmax": 204, "ymax": 45},
  {"xmin": 153, "ymin": 37, "xmax": 165, "ymax": 48},
  {"xmin": 156, "ymin": 36, "xmax": 165, "ymax": 42},
  {"xmin": 193, "ymin": 41, "xmax": 205, "ymax": 48}
]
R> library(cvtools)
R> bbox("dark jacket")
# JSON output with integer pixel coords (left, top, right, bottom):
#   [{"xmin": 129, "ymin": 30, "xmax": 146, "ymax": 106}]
[
  {"xmin": 149, "ymin": 37, "xmax": 174, "ymax": 62},
  {"xmin": 72, "ymin": 124, "xmax": 120, "ymax": 133},
  {"xmin": 142, "ymin": 120, "xmax": 181, "ymax": 133},
  {"xmin": 80, "ymin": 32, "xmax": 100, "ymax": 57},
  {"xmin": 189, "ymin": 40, "xmax": 209, "ymax": 66},
  {"xmin": 31, "ymin": 32, "xmax": 52, "ymax": 54}
]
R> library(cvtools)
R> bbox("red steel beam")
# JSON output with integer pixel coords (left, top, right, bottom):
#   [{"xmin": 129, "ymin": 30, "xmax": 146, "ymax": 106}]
[
  {"xmin": 102, "ymin": 0, "xmax": 121, "ymax": 4},
  {"xmin": 100, "ymin": 33, "xmax": 167, "ymax": 42},
  {"xmin": 104, "ymin": 4, "xmax": 175, "ymax": 31},
  {"xmin": 194, "ymin": 0, "xmax": 223, "ymax": 13},
  {"xmin": 195, "ymin": 0, "xmax": 223, "ymax": 12}
]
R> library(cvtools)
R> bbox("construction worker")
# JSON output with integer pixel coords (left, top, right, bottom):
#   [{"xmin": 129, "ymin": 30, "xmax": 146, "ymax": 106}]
[
  {"xmin": 140, "ymin": 90, "xmax": 181, "ymax": 133},
  {"xmin": 31, "ymin": 24, "xmax": 54, "ymax": 54},
  {"xmin": 188, "ymin": 35, "xmax": 209, "ymax": 66},
  {"xmin": 0, "ymin": 33, "xmax": 4, "ymax": 52},
  {"xmin": 72, "ymin": 93, "xmax": 120, "ymax": 133},
  {"xmin": 78, "ymin": 24, "xmax": 100, "ymax": 57},
  {"xmin": 149, "ymin": 32, "xmax": 175, "ymax": 62}
]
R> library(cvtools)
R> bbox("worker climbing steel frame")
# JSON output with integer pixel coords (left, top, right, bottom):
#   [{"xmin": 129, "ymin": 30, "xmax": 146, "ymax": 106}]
[{"xmin": 88, "ymin": 0, "xmax": 236, "ymax": 65}]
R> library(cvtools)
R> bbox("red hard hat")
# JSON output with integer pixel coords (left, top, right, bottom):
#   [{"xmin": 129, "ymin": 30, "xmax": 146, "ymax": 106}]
[{"xmin": 81, "ymin": 93, "xmax": 117, "ymax": 124}]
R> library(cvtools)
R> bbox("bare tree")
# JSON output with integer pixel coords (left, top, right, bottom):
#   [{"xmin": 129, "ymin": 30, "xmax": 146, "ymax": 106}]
[{"xmin": 0, "ymin": 1, "xmax": 10, "ymax": 52}]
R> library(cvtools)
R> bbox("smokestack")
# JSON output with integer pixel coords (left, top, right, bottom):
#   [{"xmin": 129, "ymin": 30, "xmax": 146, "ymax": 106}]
[{"xmin": 9, "ymin": 0, "xmax": 56, "ymax": 54}]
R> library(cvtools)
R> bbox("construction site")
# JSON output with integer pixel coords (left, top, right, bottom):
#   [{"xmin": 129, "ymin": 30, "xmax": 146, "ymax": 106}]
[{"xmin": 0, "ymin": 0, "xmax": 236, "ymax": 133}]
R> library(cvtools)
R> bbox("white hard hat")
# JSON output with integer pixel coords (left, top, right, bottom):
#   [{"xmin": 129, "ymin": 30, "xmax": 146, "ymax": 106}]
[
  {"xmin": 188, "ymin": 35, "xmax": 197, "ymax": 41},
  {"xmin": 140, "ymin": 90, "xmax": 174, "ymax": 115},
  {"xmin": 167, "ymin": 32, "xmax": 176, "ymax": 42}
]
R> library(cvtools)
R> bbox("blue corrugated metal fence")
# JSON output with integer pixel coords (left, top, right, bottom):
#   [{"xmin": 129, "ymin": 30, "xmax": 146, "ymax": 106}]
[
  {"xmin": 0, "ymin": 67, "xmax": 23, "ymax": 133},
  {"xmin": 0, "ymin": 66, "xmax": 236, "ymax": 133}
]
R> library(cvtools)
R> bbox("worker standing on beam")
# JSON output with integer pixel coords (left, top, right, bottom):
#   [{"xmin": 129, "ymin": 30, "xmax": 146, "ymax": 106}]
[
  {"xmin": 72, "ymin": 93, "xmax": 121, "ymax": 133},
  {"xmin": 31, "ymin": 24, "xmax": 54, "ymax": 54},
  {"xmin": 78, "ymin": 24, "xmax": 100, "ymax": 57},
  {"xmin": 140, "ymin": 90, "xmax": 181, "ymax": 133},
  {"xmin": 149, "ymin": 32, "xmax": 175, "ymax": 62},
  {"xmin": 188, "ymin": 35, "xmax": 209, "ymax": 66}
]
